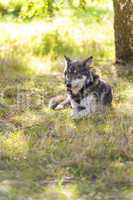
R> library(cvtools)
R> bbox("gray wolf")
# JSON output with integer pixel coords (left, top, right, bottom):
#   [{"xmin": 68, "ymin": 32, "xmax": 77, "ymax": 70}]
[{"xmin": 49, "ymin": 56, "xmax": 113, "ymax": 119}]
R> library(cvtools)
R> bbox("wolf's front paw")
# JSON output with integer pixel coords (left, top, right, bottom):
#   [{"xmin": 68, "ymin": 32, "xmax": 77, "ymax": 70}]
[{"xmin": 55, "ymin": 104, "xmax": 64, "ymax": 110}]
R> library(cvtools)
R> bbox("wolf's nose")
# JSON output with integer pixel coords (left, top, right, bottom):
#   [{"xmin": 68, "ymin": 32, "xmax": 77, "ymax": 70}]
[{"xmin": 66, "ymin": 83, "xmax": 71, "ymax": 88}]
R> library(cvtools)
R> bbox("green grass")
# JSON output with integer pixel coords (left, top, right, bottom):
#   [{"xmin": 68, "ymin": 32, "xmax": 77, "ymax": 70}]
[
  {"xmin": 0, "ymin": 1, "xmax": 133, "ymax": 200},
  {"xmin": 0, "ymin": 65, "xmax": 133, "ymax": 200}
]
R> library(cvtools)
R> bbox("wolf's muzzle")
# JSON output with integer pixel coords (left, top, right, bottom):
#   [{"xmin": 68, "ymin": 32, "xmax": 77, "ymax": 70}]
[{"xmin": 66, "ymin": 83, "xmax": 71, "ymax": 88}]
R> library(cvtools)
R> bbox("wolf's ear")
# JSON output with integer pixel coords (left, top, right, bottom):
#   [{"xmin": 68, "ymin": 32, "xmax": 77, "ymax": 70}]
[
  {"xmin": 64, "ymin": 56, "xmax": 71, "ymax": 63},
  {"xmin": 64, "ymin": 56, "xmax": 71, "ymax": 69},
  {"xmin": 83, "ymin": 56, "xmax": 93, "ymax": 68}
]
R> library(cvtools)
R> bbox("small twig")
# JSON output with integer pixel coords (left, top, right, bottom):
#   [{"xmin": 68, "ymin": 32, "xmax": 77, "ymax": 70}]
[{"xmin": 39, "ymin": 176, "xmax": 74, "ymax": 185}]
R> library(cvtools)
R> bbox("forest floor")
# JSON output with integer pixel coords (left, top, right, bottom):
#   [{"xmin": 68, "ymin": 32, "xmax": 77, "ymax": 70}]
[{"xmin": 0, "ymin": 2, "xmax": 133, "ymax": 200}]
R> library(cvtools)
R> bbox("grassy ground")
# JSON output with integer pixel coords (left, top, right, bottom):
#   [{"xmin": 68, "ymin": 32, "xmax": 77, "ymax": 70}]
[{"xmin": 0, "ymin": 1, "xmax": 133, "ymax": 200}]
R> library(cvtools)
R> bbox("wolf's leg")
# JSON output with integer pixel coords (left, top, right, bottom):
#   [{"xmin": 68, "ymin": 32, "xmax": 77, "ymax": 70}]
[
  {"xmin": 49, "ymin": 95, "xmax": 70, "ymax": 110},
  {"xmin": 69, "ymin": 98, "xmax": 81, "ymax": 119},
  {"xmin": 72, "ymin": 95, "xmax": 97, "ymax": 119},
  {"xmin": 73, "ymin": 106, "xmax": 94, "ymax": 119},
  {"xmin": 70, "ymin": 99, "xmax": 89, "ymax": 119},
  {"xmin": 55, "ymin": 97, "xmax": 70, "ymax": 110}
]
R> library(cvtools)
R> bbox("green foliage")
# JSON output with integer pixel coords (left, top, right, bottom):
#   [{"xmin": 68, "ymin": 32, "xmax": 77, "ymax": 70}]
[
  {"xmin": 33, "ymin": 31, "xmax": 76, "ymax": 58},
  {"xmin": 0, "ymin": 0, "xmax": 64, "ymax": 20},
  {"xmin": 7, "ymin": 0, "xmax": 23, "ymax": 17},
  {"xmin": 20, "ymin": 0, "xmax": 49, "ymax": 20},
  {"xmin": 0, "ymin": 0, "xmax": 112, "ymax": 21}
]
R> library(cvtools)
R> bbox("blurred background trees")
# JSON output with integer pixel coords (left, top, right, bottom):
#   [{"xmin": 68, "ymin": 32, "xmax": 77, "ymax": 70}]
[
  {"xmin": 0, "ymin": 0, "xmax": 110, "ymax": 20},
  {"xmin": 0, "ymin": 0, "xmax": 132, "ymax": 63}
]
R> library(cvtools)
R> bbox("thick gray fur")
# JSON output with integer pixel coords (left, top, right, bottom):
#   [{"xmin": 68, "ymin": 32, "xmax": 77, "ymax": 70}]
[{"xmin": 49, "ymin": 56, "xmax": 113, "ymax": 119}]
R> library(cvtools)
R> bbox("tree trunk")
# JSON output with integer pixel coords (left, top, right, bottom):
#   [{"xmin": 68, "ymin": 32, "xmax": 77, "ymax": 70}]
[{"xmin": 113, "ymin": 0, "xmax": 133, "ymax": 62}]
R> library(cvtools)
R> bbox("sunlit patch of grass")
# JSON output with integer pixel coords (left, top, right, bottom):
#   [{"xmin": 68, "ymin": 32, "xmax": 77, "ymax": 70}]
[
  {"xmin": 40, "ymin": 183, "xmax": 78, "ymax": 200},
  {"xmin": 0, "ymin": 38, "xmax": 35, "ymax": 79},
  {"xmin": 0, "ymin": 131, "xmax": 29, "ymax": 159},
  {"xmin": 10, "ymin": 110, "xmax": 37, "ymax": 128}
]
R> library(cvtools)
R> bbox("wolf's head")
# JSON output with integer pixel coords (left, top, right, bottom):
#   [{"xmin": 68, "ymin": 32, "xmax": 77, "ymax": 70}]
[{"xmin": 64, "ymin": 56, "xmax": 94, "ymax": 94}]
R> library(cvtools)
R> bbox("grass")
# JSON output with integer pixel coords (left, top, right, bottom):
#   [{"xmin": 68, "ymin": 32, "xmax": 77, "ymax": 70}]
[{"xmin": 0, "ymin": 1, "xmax": 133, "ymax": 200}]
